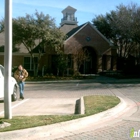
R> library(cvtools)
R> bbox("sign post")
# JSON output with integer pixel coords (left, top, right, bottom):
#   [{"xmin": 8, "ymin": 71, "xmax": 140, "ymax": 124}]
[{"xmin": 4, "ymin": 0, "xmax": 12, "ymax": 119}]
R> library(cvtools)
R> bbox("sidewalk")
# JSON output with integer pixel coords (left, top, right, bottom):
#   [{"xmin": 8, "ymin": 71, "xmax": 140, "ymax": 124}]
[{"xmin": 0, "ymin": 86, "xmax": 138, "ymax": 140}]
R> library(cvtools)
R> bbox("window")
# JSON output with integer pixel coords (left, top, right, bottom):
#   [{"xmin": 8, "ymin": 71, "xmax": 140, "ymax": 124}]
[
  {"xmin": 24, "ymin": 57, "xmax": 38, "ymax": 71},
  {"xmin": 68, "ymin": 54, "xmax": 73, "ymax": 68}
]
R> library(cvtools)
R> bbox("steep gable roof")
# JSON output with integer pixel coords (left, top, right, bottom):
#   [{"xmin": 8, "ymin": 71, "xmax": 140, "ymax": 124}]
[
  {"xmin": 60, "ymin": 24, "xmax": 78, "ymax": 34},
  {"xmin": 32, "ymin": 44, "xmax": 45, "ymax": 53},
  {"xmin": 0, "ymin": 32, "xmax": 29, "ymax": 53},
  {"xmin": 66, "ymin": 22, "xmax": 87, "ymax": 39},
  {"xmin": 65, "ymin": 22, "xmax": 113, "ymax": 46}
]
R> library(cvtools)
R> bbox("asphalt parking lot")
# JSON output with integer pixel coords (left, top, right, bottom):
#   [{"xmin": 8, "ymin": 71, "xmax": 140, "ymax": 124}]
[
  {"xmin": 0, "ymin": 78, "xmax": 115, "ymax": 117},
  {"xmin": 0, "ymin": 77, "xmax": 140, "ymax": 140},
  {"xmin": 0, "ymin": 78, "xmax": 140, "ymax": 118}
]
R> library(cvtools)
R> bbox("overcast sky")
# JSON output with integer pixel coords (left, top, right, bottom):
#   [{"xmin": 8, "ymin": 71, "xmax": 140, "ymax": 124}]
[{"xmin": 0, "ymin": 0, "xmax": 140, "ymax": 27}]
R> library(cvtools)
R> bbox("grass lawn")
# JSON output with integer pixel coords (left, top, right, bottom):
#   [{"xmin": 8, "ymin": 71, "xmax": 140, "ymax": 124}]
[{"xmin": 0, "ymin": 95, "xmax": 120, "ymax": 132}]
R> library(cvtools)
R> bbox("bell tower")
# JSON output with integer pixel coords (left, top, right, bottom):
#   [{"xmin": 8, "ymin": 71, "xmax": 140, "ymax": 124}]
[{"xmin": 60, "ymin": 6, "xmax": 78, "ymax": 26}]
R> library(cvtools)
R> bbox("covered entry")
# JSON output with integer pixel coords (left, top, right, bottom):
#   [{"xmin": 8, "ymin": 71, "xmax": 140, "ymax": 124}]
[{"xmin": 79, "ymin": 47, "xmax": 97, "ymax": 74}]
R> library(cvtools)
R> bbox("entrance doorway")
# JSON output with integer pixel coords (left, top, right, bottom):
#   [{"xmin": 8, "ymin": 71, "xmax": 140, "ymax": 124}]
[{"xmin": 79, "ymin": 47, "xmax": 97, "ymax": 74}]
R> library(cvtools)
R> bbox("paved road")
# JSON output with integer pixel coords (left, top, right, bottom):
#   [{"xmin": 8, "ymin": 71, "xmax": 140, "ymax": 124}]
[
  {"xmin": 24, "ymin": 79, "xmax": 115, "ymax": 98},
  {"xmin": 53, "ymin": 78, "xmax": 140, "ymax": 140},
  {"xmin": 0, "ymin": 76, "xmax": 140, "ymax": 140},
  {"xmin": 25, "ymin": 78, "xmax": 140, "ymax": 140}
]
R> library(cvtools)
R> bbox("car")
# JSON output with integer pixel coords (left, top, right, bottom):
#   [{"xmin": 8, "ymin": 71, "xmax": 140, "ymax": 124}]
[{"xmin": 0, "ymin": 64, "xmax": 18, "ymax": 101}]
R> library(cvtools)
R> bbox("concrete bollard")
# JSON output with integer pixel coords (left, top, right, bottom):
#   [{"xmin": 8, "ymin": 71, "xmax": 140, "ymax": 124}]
[{"xmin": 79, "ymin": 96, "xmax": 85, "ymax": 114}]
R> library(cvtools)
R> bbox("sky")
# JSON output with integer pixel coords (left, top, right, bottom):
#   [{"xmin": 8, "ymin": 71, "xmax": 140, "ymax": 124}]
[{"xmin": 0, "ymin": 0, "xmax": 140, "ymax": 27}]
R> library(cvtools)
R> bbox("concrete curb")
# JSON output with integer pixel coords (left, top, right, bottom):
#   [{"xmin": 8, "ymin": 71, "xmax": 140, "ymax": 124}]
[
  {"xmin": 0, "ymin": 95, "xmax": 137, "ymax": 140},
  {"xmin": 26, "ymin": 80, "xmax": 83, "ymax": 84}
]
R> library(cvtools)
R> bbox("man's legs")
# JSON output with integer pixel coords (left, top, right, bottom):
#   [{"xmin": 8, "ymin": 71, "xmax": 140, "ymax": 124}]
[{"xmin": 18, "ymin": 82, "xmax": 25, "ymax": 99}]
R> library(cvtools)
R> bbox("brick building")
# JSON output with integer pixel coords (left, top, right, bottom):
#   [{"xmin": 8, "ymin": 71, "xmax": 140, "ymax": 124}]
[
  {"xmin": 0, "ymin": 6, "xmax": 117, "ymax": 75},
  {"xmin": 37, "ymin": 6, "xmax": 117, "ymax": 75}
]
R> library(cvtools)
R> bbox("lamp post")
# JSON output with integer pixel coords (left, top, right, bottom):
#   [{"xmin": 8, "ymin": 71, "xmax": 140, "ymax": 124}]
[{"xmin": 4, "ymin": 0, "xmax": 12, "ymax": 119}]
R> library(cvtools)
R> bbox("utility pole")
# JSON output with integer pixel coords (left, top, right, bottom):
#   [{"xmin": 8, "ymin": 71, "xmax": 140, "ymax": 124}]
[{"xmin": 4, "ymin": 0, "xmax": 12, "ymax": 119}]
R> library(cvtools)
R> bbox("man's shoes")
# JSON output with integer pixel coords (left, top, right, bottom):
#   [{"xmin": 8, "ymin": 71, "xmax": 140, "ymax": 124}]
[{"xmin": 20, "ymin": 97, "xmax": 24, "ymax": 100}]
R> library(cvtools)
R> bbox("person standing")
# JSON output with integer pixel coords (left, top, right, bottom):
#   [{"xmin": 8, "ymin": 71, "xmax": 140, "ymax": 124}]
[{"xmin": 14, "ymin": 65, "xmax": 28, "ymax": 99}]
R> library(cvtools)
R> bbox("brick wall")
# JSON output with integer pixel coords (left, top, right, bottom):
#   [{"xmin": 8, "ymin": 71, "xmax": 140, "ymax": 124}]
[
  {"xmin": 64, "ymin": 24, "xmax": 111, "ymax": 55},
  {"xmin": 64, "ymin": 23, "xmax": 116, "ymax": 73}
]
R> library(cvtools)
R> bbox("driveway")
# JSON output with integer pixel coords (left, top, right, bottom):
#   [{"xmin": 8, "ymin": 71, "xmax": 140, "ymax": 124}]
[
  {"xmin": 0, "ymin": 76, "xmax": 140, "ymax": 140},
  {"xmin": 0, "ymin": 78, "xmax": 139, "ymax": 117},
  {"xmin": 0, "ymin": 78, "xmax": 115, "ymax": 116}
]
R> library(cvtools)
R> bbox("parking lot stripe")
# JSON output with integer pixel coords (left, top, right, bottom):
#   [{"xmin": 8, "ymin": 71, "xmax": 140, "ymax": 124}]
[
  {"xmin": 0, "ymin": 111, "xmax": 4, "ymax": 115},
  {"xmin": 11, "ymin": 99, "xmax": 30, "ymax": 109},
  {"xmin": 0, "ymin": 99, "xmax": 29, "ymax": 115}
]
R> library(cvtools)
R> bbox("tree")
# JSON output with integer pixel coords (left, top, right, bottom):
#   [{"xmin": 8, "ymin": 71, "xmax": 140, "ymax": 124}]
[
  {"xmin": 132, "ymin": 5, "xmax": 140, "ymax": 61},
  {"xmin": 0, "ymin": 19, "xmax": 19, "ymax": 52},
  {"xmin": 52, "ymin": 53, "xmax": 68, "ymax": 76},
  {"xmin": 12, "ymin": 11, "xmax": 65, "ymax": 76},
  {"xmin": 93, "ymin": 15, "xmax": 112, "ymax": 39},
  {"xmin": 92, "ymin": 3, "xmax": 140, "ymax": 58},
  {"xmin": 72, "ymin": 47, "xmax": 90, "ymax": 75},
  {"xmin": 0, "ymin": 19, "xmax": 4, "ymax": 33},
  {"xmin": 134, "ymin": 6, "xmax": 140, "ymax": 43}
]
